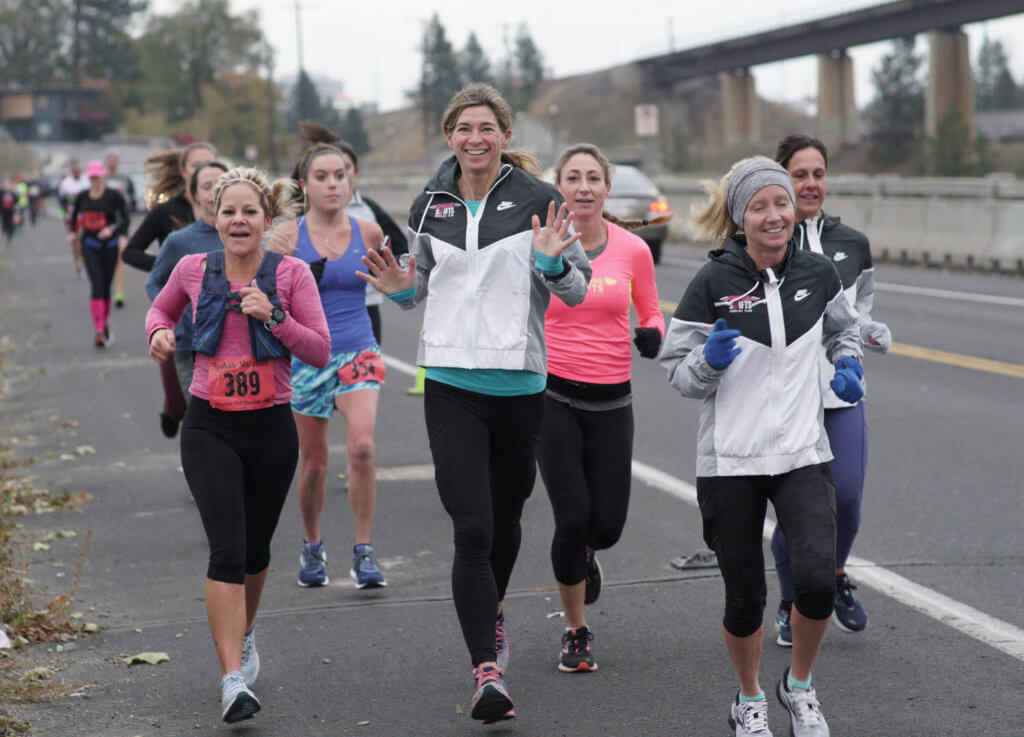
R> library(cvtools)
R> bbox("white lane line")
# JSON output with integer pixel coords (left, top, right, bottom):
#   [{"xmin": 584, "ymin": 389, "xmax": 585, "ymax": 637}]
[
  {"xmin": 660, "ymin": 254, "xmax": 1024, "ymax": 307},
  {"xmin": 874, "ymin": 282, "xmax": 1024, "ymax": 308},
  {"xmin": 630, "ymin": 460, "xmax": 1024, "ymax": 662}
]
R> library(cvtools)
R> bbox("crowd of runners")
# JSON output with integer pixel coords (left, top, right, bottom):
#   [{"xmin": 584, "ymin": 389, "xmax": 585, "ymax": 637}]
[{"xmin": 3, "ymin": 81, "xmax": 890, "ymax": 734}]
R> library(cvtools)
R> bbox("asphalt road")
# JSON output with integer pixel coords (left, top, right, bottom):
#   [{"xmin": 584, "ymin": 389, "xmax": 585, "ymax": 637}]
[{"xmin": 0, "ymin": 218, "xmax": 1021, "ymax": 736}]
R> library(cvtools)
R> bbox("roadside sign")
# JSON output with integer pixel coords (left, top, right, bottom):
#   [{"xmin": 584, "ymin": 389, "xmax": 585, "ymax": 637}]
[{"xmin": 635, "ymin": 104, "xmax": 659, "ymax": 138}]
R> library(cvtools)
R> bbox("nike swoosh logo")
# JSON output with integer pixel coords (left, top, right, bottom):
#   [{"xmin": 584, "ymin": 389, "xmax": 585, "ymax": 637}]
[
  {"xmin": 496, "ymin": 202, "xmax": 515, "ymax": 211},
  {"xmin": 794, "ymin": 290, "xmax": 811, "ymax": 302}
]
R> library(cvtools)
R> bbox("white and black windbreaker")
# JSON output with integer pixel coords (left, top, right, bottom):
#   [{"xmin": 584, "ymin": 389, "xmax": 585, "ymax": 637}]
[
  {"xmin": 798, "ymin": 213, "xmax": 876, "ymax": 408},
  {"xmin": 401, "ymin": 157, "xmax": 591, "ymax": 374},
  {"xmin": 660, "ymin": 236, "xmax": 862, "ymax": 478}
]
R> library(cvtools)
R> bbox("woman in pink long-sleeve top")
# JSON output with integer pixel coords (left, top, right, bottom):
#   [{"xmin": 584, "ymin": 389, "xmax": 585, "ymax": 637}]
[
  {"xmin": 145, "ymin": 167, "xmax": 329, "ymax": 725},
  {"xmin": 539, "ymin": 144, "xmax": 669, "ymax": 674}
]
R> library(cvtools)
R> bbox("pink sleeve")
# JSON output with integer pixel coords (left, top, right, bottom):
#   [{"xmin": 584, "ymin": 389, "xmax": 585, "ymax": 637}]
[
  {"xmin": 632, "ymin": 240, "xmax": 665, "ymax": 336},
  {"xmin": 145, "ymin": 258, "xmax": 191, "ymax": 344},
  {"xmin": 271, "ymin": 259, "xmax": 331, "ymax": 368}
]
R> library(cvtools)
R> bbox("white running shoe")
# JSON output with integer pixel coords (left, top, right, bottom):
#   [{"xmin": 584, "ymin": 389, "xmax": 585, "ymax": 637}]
[
  {"xmin": 776, "ymin": 669, "xmax": 830, "ymax": 737},
  {"xmin": 240, "ymin": 629, "xmax": 259, "ymax": 686},
  {"xmin": 728, "ymin": 693, "xmax": 773, "ymax": 736},
  {"xmin": 221, "ymin": 670, "xmax": 260, "ymax": 723}
]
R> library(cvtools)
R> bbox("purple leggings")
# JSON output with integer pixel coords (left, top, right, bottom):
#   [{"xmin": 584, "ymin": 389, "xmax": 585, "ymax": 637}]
[{"xmin": 771, "ymin": 402, "xmax": 867, "ymax": 601}]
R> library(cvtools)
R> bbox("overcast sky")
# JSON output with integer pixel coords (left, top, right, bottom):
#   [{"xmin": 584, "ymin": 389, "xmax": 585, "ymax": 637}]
[{"xmin": 154, "ymin": 0, "xmax": 1024, "ymax": 112}]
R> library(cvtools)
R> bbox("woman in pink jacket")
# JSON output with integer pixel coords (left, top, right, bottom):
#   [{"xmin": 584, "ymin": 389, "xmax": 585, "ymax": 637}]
[
  {"xmin": 146, "ymin": 168, "xmax": 330, "ymax": 725},
  {"xmin": 540, "ymin": 143, "xmax": 668, "ymax": 673}
]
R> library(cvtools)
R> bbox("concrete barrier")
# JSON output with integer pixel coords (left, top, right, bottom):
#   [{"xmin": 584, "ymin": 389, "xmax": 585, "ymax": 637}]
[{"xmin": 362, "ymin": 174, "xmax": 1024, "ymax": 272}]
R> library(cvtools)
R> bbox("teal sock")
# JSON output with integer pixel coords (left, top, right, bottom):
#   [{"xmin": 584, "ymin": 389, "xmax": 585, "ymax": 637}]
[
  {"xmin": 788, "ymin": 673, "xmax": 812, "ymax": 690},
  {"xmin": 739, "ymin": 691, "xmax": 765, "ymax": 702}
]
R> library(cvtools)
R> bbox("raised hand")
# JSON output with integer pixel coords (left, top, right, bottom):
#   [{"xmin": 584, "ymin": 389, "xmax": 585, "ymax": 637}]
[
  {"xmin": 357, "ymin": 246, "xmax": 417, "ymax": 295},
  {"xmin": 861, "ymin": 320, "xmax": 891, "ymax": 354},
  {"xmin": 532, "ymin": 201, "xmax": 581, "ymax": 258},
  {"xmin": 704, "ymin": 318, "xmax": 742, "ymax": 370}
]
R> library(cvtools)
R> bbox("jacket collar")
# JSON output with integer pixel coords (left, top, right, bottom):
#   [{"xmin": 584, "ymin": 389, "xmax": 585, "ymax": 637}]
[
  {"xmin": 426, "ymin": 155, "xmax": 514, "ymax": 201},
  {"xmin": 712, "ymin": 234, "xmax": 797, "ymax": 282}
]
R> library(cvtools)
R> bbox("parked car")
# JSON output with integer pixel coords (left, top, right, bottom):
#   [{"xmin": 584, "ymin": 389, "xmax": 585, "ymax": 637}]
[{"xmin": 542, "ymin": 164, "xmax": 670, "ymax": 263}]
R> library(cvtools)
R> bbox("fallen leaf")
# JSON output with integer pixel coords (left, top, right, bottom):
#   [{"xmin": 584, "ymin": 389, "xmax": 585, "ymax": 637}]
[
  {"xmin": 83, "ymin": 623, "xmax": 100, "ymax": 633},
  {"xmin": 59, "ymin": 530, "xmax": 77, "ymax": 538},
  {"xmin": 356, "ymin": 721, "xmax": 370, "ymax": 727},
  {"xmin": 32, "ymin": 542, "xmax": 50, "ymax": 551},
  {"xmin": 74, "ymin": 445, "xmax": 95, "ymax": 455},
  {"xmin": 59, "ymin": 453, "xmax": 75, "ymax": 461},
  {"xmin": 22, "ymin": 666, "xmax": 51, "ymax": 681},
  {"xmin": 455, "ymin": 704, "xmax": 464, "ymax": 714},
  {"xmin": 123, "ymin": 652, "xmax": 169, "ymax": 666},
  {"xmin": 545, "ymin": 610, "xmax": 565, "ymax": 619}
]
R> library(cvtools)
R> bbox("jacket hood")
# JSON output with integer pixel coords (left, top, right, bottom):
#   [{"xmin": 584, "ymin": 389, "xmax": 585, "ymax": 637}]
[
  {"xmin": 425, "ymin": 155, "xmax": 513, "ymax": 197},
  {"xmin": 813, "ymin": 211, "xmax": 842, "ymax": 232},
  {"xmin": 708, "ymin": 234, "xmax": 798, "ymax": 282}
]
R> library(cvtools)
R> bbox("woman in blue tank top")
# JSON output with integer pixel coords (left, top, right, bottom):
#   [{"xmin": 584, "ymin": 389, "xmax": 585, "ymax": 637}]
[{"xmin": 268, "ymin": 143, "xmax": 388, "ymax": 590}]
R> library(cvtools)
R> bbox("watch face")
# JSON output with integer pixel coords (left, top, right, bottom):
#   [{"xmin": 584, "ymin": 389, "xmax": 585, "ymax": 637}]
[{"xmin": 272, "ymin": 307, "xmax": 285, "ymax": 322}]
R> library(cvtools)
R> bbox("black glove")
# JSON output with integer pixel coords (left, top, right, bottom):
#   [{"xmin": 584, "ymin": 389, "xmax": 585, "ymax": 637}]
[{"xmin": 633, "ymin": 327, "xmax": 662, "ymax": 358}]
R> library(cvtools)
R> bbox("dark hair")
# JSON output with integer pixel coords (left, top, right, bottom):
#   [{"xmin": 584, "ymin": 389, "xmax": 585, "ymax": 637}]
[
  {"xmin": 775, "ymin": 134, "xmax": 828, "ymax": 170},
  {"xmin": 189, "ymin": 160, "xmax": 229, "ymax": 200}
]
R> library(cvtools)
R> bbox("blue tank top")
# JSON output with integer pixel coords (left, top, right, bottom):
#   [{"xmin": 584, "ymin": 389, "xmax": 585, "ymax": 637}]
[{"xmin": 294, "ymin": 215, "xmax": 376, "ymax": 354}]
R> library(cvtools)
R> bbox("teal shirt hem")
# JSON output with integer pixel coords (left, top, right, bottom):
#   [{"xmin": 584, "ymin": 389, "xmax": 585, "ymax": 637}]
[{"xmin": 425, "ymin": 367, "xmax": 545, "ymax": 396}]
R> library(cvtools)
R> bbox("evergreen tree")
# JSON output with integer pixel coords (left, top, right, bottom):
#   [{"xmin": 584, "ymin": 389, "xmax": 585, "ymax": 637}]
[
  {"xmin": 0, "ymin": 0, "xmax": 65, "ymax": 86},
  {"xmin": 864, "ymin": 38, "xmax": 924, "ymax": 165},
  {"xmin": 975, "ymin": 37, "xmax": 1021, "ymax": 111},
  {"xmin": 70, "ymin": 0, "xmax": 148, "ymax": 84},
  {"xmin": 413, "ymin": 14, "xmax": 462, "ymax": 136},
  {"xmin": 926, "ymin": 108, "xmax": 977, "ymax": 176},
  {"xmin": 460, "ymin": 32, "xmax": 493, "ymax": 87},
  {"xmin": 340, "ymin": 107, "xmax": 371, "ymax": 155},
  {"xmin": 513, "ymin": 24, "xmax": 545, "ymax": 106},
  {"xmin": 287, "ymin": 71, "xmax": 341, "ymax": 133}
]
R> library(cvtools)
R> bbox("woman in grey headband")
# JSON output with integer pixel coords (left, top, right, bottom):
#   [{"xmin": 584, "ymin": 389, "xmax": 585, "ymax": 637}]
[{"xmin": 661, "ymin": 156, "xmax": 864, "ymax": 737}]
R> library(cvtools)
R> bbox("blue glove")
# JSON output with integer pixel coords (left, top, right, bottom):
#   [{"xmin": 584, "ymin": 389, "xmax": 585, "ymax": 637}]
[
  {"xmin": 830, "ymin": 357, "xmax": 864, "ymax": 403},
  {"xmin": 704, "ymin": 318, "xmax": 742, "ymax": 370}
]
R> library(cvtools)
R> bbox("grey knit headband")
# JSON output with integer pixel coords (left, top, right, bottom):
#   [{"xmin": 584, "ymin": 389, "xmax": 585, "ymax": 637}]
[{"xmin": 726, "ymin": 157, "xmax": 795, "ymax": 227}]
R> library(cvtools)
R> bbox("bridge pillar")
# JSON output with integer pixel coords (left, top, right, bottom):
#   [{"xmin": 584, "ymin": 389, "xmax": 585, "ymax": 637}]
[
  {"xmin": 817, "ymin": 51, "xmax": 860, "ymax": 147},
  {"xmin": 926, "ymin": 29, "xmax": 975, "ymax": 140},
  {"xmin": 720, "ymin": 69, "xmax": 760, "ymax": 145}
]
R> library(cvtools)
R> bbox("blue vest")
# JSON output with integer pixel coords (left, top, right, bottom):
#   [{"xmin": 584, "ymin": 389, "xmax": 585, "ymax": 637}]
[{"xmin": 192, "ymin": 250, "xmax": 289, "ymax": 360}]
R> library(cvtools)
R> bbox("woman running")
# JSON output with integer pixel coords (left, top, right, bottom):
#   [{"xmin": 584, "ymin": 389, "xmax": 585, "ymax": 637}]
[
  {"xmin": 539, "ymin": 143, "xmax": 666, "ymax": 673},
  {"xmin": 266, "ymin": 138, "xmax": 389, "ymax": 590},
  {"xmin": 292, "ymin": 122, "xmax": 408, "ymax": 345},
  {"xmin": 72, "ymin": 160, "xmax": 130, "ymax": 347},
  {"xmin": 661, "ymin": 157, "xmax": 863, "ymax": 737},
  {"xmin": 146, "ymin": 167, "xmax": 329, "ymax": 724},
  {"xmin": 359, "ymin": 83, "xmax": 591, "ymax": 724},
  {"xmin": 125, "ymin": 141, "xmax": 217, "ymax": 438},
  {"xmin": 146, "ymin": 160, "xmax": 230, "ymax": 401},
  {"xmin": 770, "ymin": 135, "xmax": 891, "ymax": 647}
]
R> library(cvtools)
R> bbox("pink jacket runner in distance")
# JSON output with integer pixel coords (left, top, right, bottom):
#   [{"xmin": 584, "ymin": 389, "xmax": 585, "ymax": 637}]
[{"xmin": 545, "ymin": 222, "xmax": 664, "ymax": 384}]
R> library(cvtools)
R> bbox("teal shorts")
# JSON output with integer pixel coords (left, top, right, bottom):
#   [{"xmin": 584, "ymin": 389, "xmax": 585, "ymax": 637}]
[{"xmin": 291, "ymin": 347, "xmax": 381, "ymax": 419}]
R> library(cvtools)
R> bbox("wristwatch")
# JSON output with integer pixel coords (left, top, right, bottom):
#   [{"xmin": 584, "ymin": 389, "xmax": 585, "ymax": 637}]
[{"xmin": 264, "ymin": 306, "xmax": 286, "ymax": 329}]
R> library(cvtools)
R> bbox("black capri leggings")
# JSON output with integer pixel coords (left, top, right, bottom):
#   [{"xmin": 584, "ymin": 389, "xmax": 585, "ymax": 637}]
[
  {"xmin": 696, "ymin": 463, "xmax": 836, "ymax": 638},
  {"xmin": 180, "ymin": 398, "xmax": 298, "ymax": 585},
  {"xmin": 537, "ymin": 397, "xmax": 634, "ymax": 585},
  {"xmin": 82, "ymin": 243, "xmax": 119, "ymax": 299},
  {"xmin": 423, "ymin": 379, "xmax": 544, "ymax": 667}
]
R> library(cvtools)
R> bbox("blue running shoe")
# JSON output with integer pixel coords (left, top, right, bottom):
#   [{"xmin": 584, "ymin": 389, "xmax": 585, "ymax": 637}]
[
  {"xmin": 833, "ymin": 573, "xmax": 867, "ymax": 632},
  {"xmin": 775, "ymin": 600, "xmax": 793, "ymax": 647},
  {"xmin": 351, "ymin": 544, "xmax": 386, "ymax": 589},
  {"xmin": 298, "ymin": 541, "xmax": 329, "ymax": 587}
]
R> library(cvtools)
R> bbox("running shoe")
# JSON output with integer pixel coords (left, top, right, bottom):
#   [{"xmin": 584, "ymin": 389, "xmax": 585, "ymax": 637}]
[
  {"xmin": 728, "ymin": 693, "xmax": 773, "ymax": 736},
  {"xmin": 94, "ymin": 331, "xmax": 105, "ymax": 349},
  {"xmin": 221, "ymin": 670, "xmax": 260, "ymax": 723},
  {"xmin": 114, "ymin": 292, "xmax": 125, "ymax": 308},
  {"xmin": 470, "ymin": 665, "xmax": 514, "ymax": 723},
  {"xmin": 298, "ymin": 541, "xmax": 329, "ymax": 587},
  {"xmin": 558, "ymin": 626, "xmax": 597, "ymax": 673},
  {"xmin": 240, "ymin": 628, "xmax": 259, "ymax": 687},
  {"xmin": 495, "ymin": 611, "xmax": 509, "ymax": 672},
  {"xmin": 775, "ymin": 599, "xmax": 793, "ymax": 647},
  {"xmin": 833, "ymin": 573, "xmax": 867, "ymax": 633},
  {"xmin": 584, "ymin": 551, "xmax": 603, "ymax": 605},
  {"xmin": 158, "ymin": 412, "xmax": 179, "ymax": 439},
  {"xmin": 350, "ymin": 543, "xmax": 386, "ymax": 589},
  {"xmin": 776, "ymin": 668, "xmax": 830, "ymax": 737},
  {"xmin": 102, "ymin": 324, "xmax": 114, "ymax": 347}
]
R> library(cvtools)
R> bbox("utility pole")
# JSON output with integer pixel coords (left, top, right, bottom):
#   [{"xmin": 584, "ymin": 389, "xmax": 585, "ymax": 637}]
[
  {"xmin": 265, "ymin": 44, "xmax": 279, "ymax": 175},
  {"xmin": 71, "ymin": 0, "xmax": 83, "ymax": 85},
  {"xmin": 294, "ymin": 0, "xmax": 306, "ymax": 74}
]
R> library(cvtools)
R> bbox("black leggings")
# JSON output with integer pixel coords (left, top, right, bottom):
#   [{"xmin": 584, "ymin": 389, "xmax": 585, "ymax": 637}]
[
  {"xmin": 82, "ymin": 244, "xmax": 118, "ymax": 299},
  {"xmin": 537, "ymin": 397, "xmax": 634, "ymax": 585},
  {"xmin": 366, "ymin": 304, "xmax": 382, "ymax": 346},
  {"xmin": 696, "ymin": 463, "xmax": 836, "ymax": 638},
  {"xmin": 181, "ymin": 398, "xmax": 298, "ymax": 584},
  {"xmin": 423, "ymin": 379, "xmax": 544, "ymax": 666}
]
